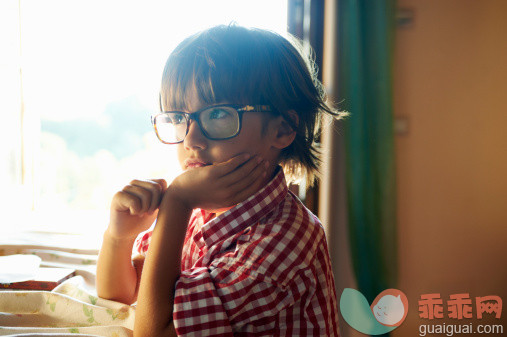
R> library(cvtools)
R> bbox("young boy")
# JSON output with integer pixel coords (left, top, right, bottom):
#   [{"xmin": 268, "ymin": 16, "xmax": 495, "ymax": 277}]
[{"xmin": 97, "ymin": 25, "xmax": 342, "ymax": 336}]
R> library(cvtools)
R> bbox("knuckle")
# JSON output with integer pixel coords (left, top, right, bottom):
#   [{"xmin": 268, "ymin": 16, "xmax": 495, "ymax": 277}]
[
  {"xmin": 123, "ymin": 184, "xmax": 136, "ymax": 193},
  {"xmin": 114, "ymin": 190, "xmax": 124, "ymax": 199},
  {"xmin": 152, "ymin": 181, "xmax": 163, "ymax": 192},
  {"xmin": 138, "ymin": 186, "xmax": 150, "ymax": 197},
  {"xmin": 116, "ymin": 190, "xmax": 131, "ymax": 201},
  {"xmin": 160, "ymin": 180, "xmax": 168, "ymax": 189}
]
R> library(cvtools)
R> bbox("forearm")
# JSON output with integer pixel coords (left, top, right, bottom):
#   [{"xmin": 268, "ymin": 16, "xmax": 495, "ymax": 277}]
[
  {"xmin": 134, "ymin": 191, "xmax": 192, "ymax": 337},
  {"xmin": 96, "ymin": 231, "xmax": 138, "ymax": 304}
]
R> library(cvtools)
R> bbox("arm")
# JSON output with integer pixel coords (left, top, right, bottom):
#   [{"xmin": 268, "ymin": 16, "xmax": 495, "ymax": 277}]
[
  {"xmin": 134, "ymin": 154, "xmax": 268, "ymax": 337},
  {"xmin": 96, "ymin": 179, "xmax": 167, "ymax": 304},
  {"xmin": 96, "ymin": 232, "xmax": 139, "ymax": 304},
  {"xmin": 133, "ymin": 192, "xmax": 190, "ymax": 337}
]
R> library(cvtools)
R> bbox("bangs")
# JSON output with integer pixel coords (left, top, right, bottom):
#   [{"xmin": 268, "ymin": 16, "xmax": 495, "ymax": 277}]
[
  {"xmin": 159, "ymin": 45, "xmax": 216, "ymax": 111},
  {"xmin": 160, "ymin": 27, "xmax": 269, "ymax": 112}
]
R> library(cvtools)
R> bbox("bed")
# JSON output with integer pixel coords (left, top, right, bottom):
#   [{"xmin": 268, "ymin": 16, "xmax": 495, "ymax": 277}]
[{"xmin": 0, "ymin": 231, "xmax": 135, "ymax": 337}]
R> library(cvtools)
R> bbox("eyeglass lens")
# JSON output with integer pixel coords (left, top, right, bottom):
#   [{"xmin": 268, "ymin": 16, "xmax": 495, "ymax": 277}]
[{"xmin": 154, "ymin": 106, "xmax": 240, "ymax": 143}]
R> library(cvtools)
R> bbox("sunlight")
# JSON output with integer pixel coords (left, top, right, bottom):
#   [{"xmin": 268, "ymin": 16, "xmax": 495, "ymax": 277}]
[
  {"xmin": 21, "ymin": 0, "xmax": 287, "ymax": 121},
  {"xmin": 12, "ymin": 0, "xmax": 287, "ymax": 233}
]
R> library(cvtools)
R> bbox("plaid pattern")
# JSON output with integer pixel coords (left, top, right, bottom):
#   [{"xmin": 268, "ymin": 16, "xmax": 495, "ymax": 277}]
[{"xmin": 133, "ymin": 168, "xmax": 340, "ymax": 336}]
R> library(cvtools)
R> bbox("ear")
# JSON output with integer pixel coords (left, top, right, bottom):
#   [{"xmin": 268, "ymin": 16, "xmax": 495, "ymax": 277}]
[{"xmin": 270, "ymin": 110, "xmax": 298, "ymax": 150}]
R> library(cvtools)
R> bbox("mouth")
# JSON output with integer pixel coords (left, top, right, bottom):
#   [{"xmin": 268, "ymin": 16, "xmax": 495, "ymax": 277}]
[{"xmin": 184, "ymin": 158, "xmax": 211, "ymax": 170}]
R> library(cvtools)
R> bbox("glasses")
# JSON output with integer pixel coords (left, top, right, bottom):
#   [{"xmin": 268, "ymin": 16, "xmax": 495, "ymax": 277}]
[{"xmin": 151, "ymin": 104, "xmax": 272, "ymax": 144}]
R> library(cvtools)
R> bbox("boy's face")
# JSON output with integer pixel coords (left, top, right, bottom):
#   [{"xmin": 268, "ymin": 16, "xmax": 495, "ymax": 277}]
[{"xmin": 173, "ymin": 90, "xmax": 280, "ymax": 172}]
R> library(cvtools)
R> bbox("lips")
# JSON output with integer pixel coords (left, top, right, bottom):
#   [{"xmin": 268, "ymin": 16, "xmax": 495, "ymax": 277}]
[{"xmin": 184, "ymin": 158, "xmax": 211, "ymax": 170}]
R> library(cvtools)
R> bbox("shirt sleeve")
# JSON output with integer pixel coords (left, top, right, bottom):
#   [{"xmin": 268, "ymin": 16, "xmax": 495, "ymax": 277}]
[
  {"xmin": 172, "ymin": 264, "xmax": 312, "ymax": 336},
  {"xmin": 132, "ymin": 229, "xmax": 153, "ymax": 258}
]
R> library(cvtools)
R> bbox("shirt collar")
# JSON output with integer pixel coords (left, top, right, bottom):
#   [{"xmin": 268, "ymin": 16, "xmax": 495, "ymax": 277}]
[{"xmin": 200, "ymin": 166, "xmax": 288, "ymax": 248}]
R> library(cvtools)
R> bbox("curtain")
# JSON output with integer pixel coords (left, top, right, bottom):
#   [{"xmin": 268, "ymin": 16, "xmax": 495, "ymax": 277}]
[{"xmin": 338, "ymin": 0, "xmax": 398, "ymax": 309}]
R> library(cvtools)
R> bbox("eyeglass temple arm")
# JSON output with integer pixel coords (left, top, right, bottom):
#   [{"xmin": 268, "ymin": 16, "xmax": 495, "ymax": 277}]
[{"xmin": 239, "ymin": 105, "xmax": 272, "ymax": 112}]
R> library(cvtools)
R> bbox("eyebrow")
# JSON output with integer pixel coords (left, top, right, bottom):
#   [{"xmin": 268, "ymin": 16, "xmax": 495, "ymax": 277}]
[{"xmin": 161, "ymin": 103, "xmax": 229, "ymax": 113}]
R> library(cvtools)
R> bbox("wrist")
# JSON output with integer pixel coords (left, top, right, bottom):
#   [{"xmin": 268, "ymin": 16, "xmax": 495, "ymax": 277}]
[
  {"xmin": 161, "ymin": 184, "xmax": 194, "ymax": 214},
  {"xmin": 103, "ymin": 228, "xmax": 138, "ymax": 247},
  {"xmin": 155, "ymin": 187, "xmax": 193, "ymax": 238}
]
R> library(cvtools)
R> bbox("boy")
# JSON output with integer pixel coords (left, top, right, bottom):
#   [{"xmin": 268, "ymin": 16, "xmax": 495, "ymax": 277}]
[{"xmin": 97, "ymin": 25, "xmax": 342, "ymax": 336}]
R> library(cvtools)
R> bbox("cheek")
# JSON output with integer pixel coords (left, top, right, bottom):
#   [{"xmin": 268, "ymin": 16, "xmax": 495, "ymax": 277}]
[
  {"xmin": 176, "ymin": 144, "xmax": 186, "ymax": 169},
  {"xmin": 208, "ymin": 134, "xmax": 263, "ymax": 160},
  {"xmin": 207, "ymin": 144, "xmax": 245, "ymax": 163},
  {"xmin": 218, "ymin": 138, "xmax": 265, "ymax": 160}
]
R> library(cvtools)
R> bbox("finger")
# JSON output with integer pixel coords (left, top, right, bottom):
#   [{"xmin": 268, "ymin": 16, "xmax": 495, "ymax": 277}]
[
  {"xmin": 221, "ymin": 155, "xmax": 265, "ymax": 187},
  {"xmin": 123, "ymin": 184, "xmax": 153, "ymax": 214},
  {"xmin": 213, "ymin": 153, "xmax": 251, "ymax": 177},
  {"xmin": 231, "ymin": 169, "xmax": 268, "ymax": 204},
  {"xmin": 113, "ymin": 190, "xmax": 142, "ymax": 215},
  {"xmin": 151, "ymin": 179, "xmax": 168, "ymax": 191},
  {"xmin": 228, "ymin": 159, "xmax": 268, "ymax": 197},
  {"xmin": 141, "ymin": 179, "xmax": 167, "ymax": 192},
  {"xmin": 129, "ymin": 179, "xmax": 167, "ymax": 192},
  {"xmin": 129, "ymin": 179, "xmax": 166, "ymax": 213},
  {"xmin": 131, "ymin": 179, "xmax": 167, "ymax": 212},
  {"xmin": 216, "ymin": 159, "xmax": 267, "ymax": 206}
]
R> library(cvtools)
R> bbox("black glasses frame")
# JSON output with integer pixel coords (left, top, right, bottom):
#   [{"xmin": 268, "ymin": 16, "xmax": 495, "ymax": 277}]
[{"xmin": 151, "ymin": 104, "xmax": 272, "ymax": 144}]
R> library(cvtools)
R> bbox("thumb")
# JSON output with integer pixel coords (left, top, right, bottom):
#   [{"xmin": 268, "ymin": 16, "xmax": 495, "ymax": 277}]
[{"xmin": 152, "ymin": 179, "xmax": 168, "ymax": 192}]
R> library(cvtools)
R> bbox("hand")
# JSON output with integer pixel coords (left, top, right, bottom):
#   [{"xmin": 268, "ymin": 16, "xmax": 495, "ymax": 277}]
[
  {"xmin": 165, "ymin": 154, "xmax": 268, "ymax": 212},
  {"xmin": 107, "ymin": 179, "xmax": 168, "ymax": 240}
]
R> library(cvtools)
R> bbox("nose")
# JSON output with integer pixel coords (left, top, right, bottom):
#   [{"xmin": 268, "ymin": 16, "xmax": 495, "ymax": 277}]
[{"xmin": 183, "ymin": 119, "xmax": 207, "ymax": 150}]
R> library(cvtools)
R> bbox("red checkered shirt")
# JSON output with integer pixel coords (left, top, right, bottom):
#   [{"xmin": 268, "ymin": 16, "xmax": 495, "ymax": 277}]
[{"xmin": 133, "ymin": 168, "xmax": 340, "ymax": 336}]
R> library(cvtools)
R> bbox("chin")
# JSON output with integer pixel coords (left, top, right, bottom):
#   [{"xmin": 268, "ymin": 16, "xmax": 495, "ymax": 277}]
[{"xmin": 209, "ymin": 206, "xmax": 234, "ymax": 215}]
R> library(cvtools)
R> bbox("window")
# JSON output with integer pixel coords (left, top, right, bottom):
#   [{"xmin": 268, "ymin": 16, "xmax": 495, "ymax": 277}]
[{"xmin": 2, "ymin": 0, "xmax": 287, "ymax": 234}]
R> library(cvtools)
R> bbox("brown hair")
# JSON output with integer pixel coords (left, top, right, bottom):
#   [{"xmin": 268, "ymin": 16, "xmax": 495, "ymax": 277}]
[{"xmin": 160, "ymin": 24, "xmax": 346, "ymax": 186}]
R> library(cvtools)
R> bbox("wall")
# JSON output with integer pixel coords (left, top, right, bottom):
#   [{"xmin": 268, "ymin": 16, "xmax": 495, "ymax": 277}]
[{"xmin": 393, "ymin": 0, "xmax": 507, "ymax": 335}]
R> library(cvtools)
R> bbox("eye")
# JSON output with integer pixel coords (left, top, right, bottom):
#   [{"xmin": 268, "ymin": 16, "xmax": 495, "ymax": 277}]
[
  {"xmin": 171, "ymin": 113, "xmax": 186, "ymax": 124},
  {"xmin": 208, "ymin": 108, "xmax": 230, "ymax": 120}
]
